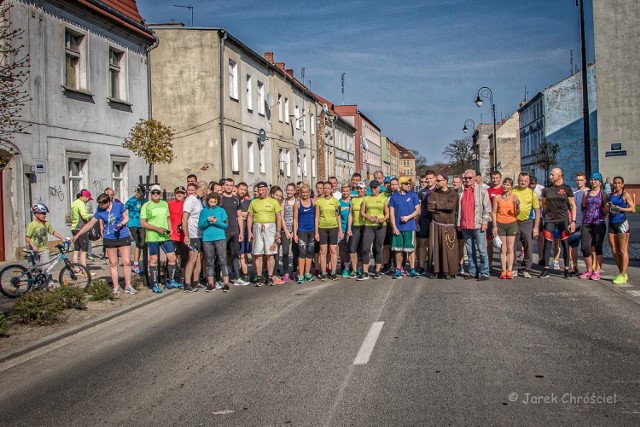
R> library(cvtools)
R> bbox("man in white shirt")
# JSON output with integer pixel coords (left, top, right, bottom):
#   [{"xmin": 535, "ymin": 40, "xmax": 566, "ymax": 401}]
[{"xmin": 182, "ymin": 180, "xmax": 207, "ymax": 292}]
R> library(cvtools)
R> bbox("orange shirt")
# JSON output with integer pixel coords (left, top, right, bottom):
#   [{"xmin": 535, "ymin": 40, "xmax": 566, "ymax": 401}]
[{"xmin": 496, "ymin": 193, "xmax": 517, "ymax": 224}]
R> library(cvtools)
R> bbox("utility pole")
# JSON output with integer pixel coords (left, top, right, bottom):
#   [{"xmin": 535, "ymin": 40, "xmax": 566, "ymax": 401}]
[{"xmin": 578, "ymin": 0, "xmax": 592, "ymax": 178}]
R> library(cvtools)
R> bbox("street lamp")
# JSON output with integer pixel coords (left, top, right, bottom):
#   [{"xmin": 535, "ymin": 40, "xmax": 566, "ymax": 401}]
[
  {"xmin": 462, "ymin": 119, "xmax": 475, "ymax": 133},
  {"xmin": 475, "ymin": 86, "xmax": 498, "ymax": 171}
]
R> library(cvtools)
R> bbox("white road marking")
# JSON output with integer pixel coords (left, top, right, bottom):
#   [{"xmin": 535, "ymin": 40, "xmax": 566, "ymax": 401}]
[
  {"xmin": 627, "ymin": 290, "xmax": 640, "ymax": 297},
  {"xmin": 353, "ymin": 321, "xmax": 384, "ymax": 365}
]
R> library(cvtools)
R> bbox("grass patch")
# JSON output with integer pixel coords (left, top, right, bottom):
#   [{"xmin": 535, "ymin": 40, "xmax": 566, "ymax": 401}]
[
  {"xmin": 87, "ymin": 279, "xmax": 114, "ymax": 301},
  {"xmin": 0, "ymin": 313, "xmax": 12, "ymax": 337}
]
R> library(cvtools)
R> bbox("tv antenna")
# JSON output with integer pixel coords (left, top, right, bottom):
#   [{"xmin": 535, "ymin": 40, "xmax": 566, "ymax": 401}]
[{"xmin": 173, "ymin": 4, "xmax": 194, "ymax": 26}]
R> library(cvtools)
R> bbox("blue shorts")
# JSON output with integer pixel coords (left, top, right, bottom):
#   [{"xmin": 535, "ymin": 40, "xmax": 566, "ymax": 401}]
[
  {"xmin": 240, "ymin": 236, "xmax": 252, "ymax": 254},
  {"xmin": 147, "ymin": 240, "xmax": 175, "ymax": 256}
]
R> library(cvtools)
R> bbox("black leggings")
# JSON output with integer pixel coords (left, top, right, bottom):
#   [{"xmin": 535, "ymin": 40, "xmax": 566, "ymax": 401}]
[
  {"xmin": 581, "ymin": 223, "xmax": 606, "ymax": 256},
  {"xmin": 542, "ymin": 221, "xmax": 569, "ymax": 268},
  {"xmin": 278, "ymin": 230, "xmax": 298, "ymax": 275},
  {"xmin": 362, "ymin": 225, "xmax": 386, "ymax": 265},
  {"xmin": 297, "ymin": 231, "xmax": 315, "ymax": 259}
]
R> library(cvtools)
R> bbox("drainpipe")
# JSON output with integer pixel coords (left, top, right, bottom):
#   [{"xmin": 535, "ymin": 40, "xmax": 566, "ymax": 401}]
[{"xmin": 219, "ymin": 31, "xmax": 228, "ymax": 178}]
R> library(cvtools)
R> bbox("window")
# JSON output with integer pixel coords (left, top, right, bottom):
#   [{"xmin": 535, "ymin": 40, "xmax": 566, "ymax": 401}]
[
  {"xmin": 310, "ymin": 113, "xmax": 315, "ymax": 135},
  {"xmin": 68, "ymin": 157, "xmax": 87, "ymax": 201},
  {"xmin": 257, "ymin": 81, "xmax": 265, "ymax": 115},
  {"xmin": 278, "ymin": 94, "xmax": 283, "ymax": 122},
  {"xmin": 111, "ymin": 160, "xmax": 127, "ymax": 200},
  {"xmin": 248, "ymin": 141, "xmax": 254, "ymax": 173},
  {"xmin": 108, "ymin": 47, "xmax": 125, "ymax": 100},
  {"xmin": 246, "ymin": 75, "xmax": 253, "ymax": 111},
  {"xmin": 286, "ymin": 150, "xmax": 291, "ymax": 177},
  {"xmin": 303, "ymin": 154, "xmax": 308, "ymax": 177},
  {"xmin": 285, "ymin": 98, "xmax": 290, "ymax": 123},
  {"xmin": 279, "ymin": 149, "xmax": 285, "ymax": 176},
  {"xmin": 259, "ymin": 142, "xmax": 266, "ymax": 173},
  {"xmin": 228, "ymin": 60, "xmax": 238, "ymax": 100},
  {"xmin": 311, "ymin": 155, "xmax": 316, "ymax": 178},
  {"xmin": 64, "ymin": 29, "xmax": 86, "ymax": 90},
  {"xmin": 296, "ymin": 150, "xmax": 301, "ymax": 177},
  {"xmin": 231, "ymin": 139, "xmax": 239, "ymax": 172},
  {"xmin": 295, "ymin": 105, "xmax": 300, "ymax": 130},
  {"xmin": 303, "ymin": 109, "xmax": 307, "ymax": 133}
]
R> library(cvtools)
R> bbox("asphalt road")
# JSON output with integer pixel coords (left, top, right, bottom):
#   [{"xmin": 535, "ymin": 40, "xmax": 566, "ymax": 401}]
[{"xmin": 1, "ymin": 270, "xmax": 640, "ymax": 426}]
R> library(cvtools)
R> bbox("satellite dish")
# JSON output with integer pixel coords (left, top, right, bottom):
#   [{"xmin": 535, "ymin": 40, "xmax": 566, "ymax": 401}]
[
  {"xmin": 298, "ymin": 139, "xmax": 305, "ymax": 149},
  {"xmin": 322, "ymin": 103, "xmax": 329, "ymax": 114},
  {"xmin": 266, "ymin": 93, "xmax": 275, "ymax": 109},
  {"xmin": 258, "ymin": 129, "xmax": 267, "ymax": 142},
  {"xmin": 361, "ymin": 135, "xmax": 369, "ymax": 150}
]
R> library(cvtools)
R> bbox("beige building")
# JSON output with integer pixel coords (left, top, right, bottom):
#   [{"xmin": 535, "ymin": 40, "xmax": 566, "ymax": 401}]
[
  {"xmin": 149, "ymin": 27, "xmax": 318, "ymax": 190},
  {"xmin": 390, "ymin": 142, "xmax": 400, "ymax": 178},
  {"xmin": 394, "ymin": 142, "xmax": 416, "ymax": 184},
  {"xmin": 593, "ymin": 0, "xmax": 639, "ymax": 194},
  {"xmin": 494, "ymin": 112, "xmax": 521, "ymax": 181}
]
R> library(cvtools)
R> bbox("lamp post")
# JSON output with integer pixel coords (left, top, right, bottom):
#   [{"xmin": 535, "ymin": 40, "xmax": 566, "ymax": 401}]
[
  {"xmin": 462, "ymin": 119, "xmax": 477, "ymax": 171},
  {"xmin": 475, "ymin": 87, "xmax": 498, "ymax": 171}
]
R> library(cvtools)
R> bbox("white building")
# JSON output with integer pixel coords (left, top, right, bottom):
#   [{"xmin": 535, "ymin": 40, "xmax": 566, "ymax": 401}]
[{"xmin": 0, "ymin": 0, "xmax": 155, "ymax": 261}]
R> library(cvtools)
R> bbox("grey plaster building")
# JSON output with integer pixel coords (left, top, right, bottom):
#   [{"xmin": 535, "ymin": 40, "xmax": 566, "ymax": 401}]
[{"xmin": 0, "ymin": 0, "xmax": 155, "ymax": 261}]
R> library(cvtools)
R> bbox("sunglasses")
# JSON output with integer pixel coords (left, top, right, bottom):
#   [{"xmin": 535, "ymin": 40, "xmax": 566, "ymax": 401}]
[
  {"xmin": 420, "ymin": 180, "xmax": 427, "ymax": 183},
  {"xmin": 462, "ymin": 177, "xmax": 474, "ymax": 180},
  {"xmin": 151, "ymin": 191, "xmax": 162, "ymax": 195},
  {"xmin": 436, "ymin": 179, "xmax": 446, "ymax": 182}
]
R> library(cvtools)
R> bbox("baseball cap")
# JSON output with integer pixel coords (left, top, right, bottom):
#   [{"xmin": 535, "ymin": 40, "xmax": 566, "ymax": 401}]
[
  {"xmin": 256, "ymin": 181, "xmax": 269, "ymax": 189},
  {"xmin": 383, "ymin": 175, "xmax": 392, "ymax": 183},
  {"xmin": 134, "ymin": 186, "xmax": 145, "ymax": 193},
  {"xmin": 369, "ymin": 179, "xmax": 380, "ymax": 188},
  {"xmin": 149, "ymin": 184, "xmax": 162, "ymax": 192},
  {"xmin": 80, "ymin": 189, "xmax": 92, "ymax": 200},
  {"xmin": 218, "ymin": 178, "xmax": 226, "ymax": 185},
  {"xmin": 399, "ymin": 176, "xmax": 411, "ymax": 185},
  {"xmin": 355, "ymin": 181, "xmax": 366, "ymax": 189},
  {"xmin": 174, "ymin": 186, "xmax": 186, "ymax": 194}
]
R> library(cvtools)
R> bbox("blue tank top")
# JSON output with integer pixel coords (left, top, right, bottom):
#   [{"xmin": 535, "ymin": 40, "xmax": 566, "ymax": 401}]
[
  {"xmin": 609, "ymin": 193, "xmax": 627, "ymax": 224},
  {"xmin": 339, "ymin": 199, "xmax": 351, "ymax": 233},
  {"xmin": 297, "ymin": 199, "xmax": 315, "ymax": 232}
]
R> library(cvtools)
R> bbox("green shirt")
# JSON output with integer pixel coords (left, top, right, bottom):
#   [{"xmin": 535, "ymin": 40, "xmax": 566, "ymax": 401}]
[
  {"xmin": 350, "ymin": 196, "xmax": 366, "ymax": 227},
  {"xmin": 248, "ymin": 197, "xmax": 281, "ymax": 224},
  {"xmin": 71, "ymin": 198, "xmax": 91, "ymax": 230},
  {"xmin": 316, "ymin": 197, "xmax": 339, "ymax": 229},
  {"xmin": 141, "ymin": 200, "xmax": 170, "ymax": 242},
  {"xmin": 26, "ymin": 220, "xmax": 56, "ymax": 251},
  {"xmin": 512, "ymin": 187, "xmax": 540, "ymax": 221},
  {"xmin": 363, "ymin": 194, "xmax": 388, "ymax": 226}
]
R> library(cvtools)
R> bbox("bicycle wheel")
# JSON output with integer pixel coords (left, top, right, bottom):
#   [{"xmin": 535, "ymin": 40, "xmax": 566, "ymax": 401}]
[
  {"xmin": 0, "ymin": 264, "xmax": 32, "ymax": 298},
  {"xmin": 59, "ymin": 263, "xmax": 91, "ymax": 290}
]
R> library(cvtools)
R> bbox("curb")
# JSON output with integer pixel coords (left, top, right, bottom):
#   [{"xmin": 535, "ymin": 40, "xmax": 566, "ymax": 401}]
[{"xmin": 0, "ymin": 288, "xmax": 178, "ymax": 364}]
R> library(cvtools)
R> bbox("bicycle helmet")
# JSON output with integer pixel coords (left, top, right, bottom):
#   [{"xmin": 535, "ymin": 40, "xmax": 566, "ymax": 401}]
[{"xmin": 32, "ymin": 203, "xmax": 49, "ymax": 214}]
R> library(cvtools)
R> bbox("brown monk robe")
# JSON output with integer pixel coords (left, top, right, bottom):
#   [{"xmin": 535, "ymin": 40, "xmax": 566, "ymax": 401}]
[{"xmin": 427, "ymin": 182, "xmax": 459, "ymax": 278}]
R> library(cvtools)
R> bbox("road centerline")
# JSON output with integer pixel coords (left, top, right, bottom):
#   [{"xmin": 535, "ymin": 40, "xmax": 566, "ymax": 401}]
[{"xmin": 353, "ymin": 321, "xmax": 385, "ymax": 365}]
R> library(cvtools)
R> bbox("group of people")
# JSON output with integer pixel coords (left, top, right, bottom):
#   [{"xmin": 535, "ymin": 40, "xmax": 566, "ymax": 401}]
[{"xmin": 29, "ymin": 167, "xmax": 635, "ymax": 296}]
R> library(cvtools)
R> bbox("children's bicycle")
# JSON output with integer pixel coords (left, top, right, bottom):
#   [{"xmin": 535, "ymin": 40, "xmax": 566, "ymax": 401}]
[{"xmin": 0, "ymin": 241, "xmax": 91, "ymax": 298}]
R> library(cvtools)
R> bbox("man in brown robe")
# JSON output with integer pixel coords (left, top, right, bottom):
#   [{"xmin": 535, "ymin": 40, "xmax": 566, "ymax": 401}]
[{"xmin": 428, "ymin": 174, "xmax": 460, "ymax": 279}]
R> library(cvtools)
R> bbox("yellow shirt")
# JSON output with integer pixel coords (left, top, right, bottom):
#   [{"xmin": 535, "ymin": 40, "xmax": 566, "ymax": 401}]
[
  {"xmin": 350, "ymin": 197, "xmax": 365, "ymax": 227},
  {"xmin": 512, "ymin": 186, "xmax": 540, "ymax": 221},
  {"xmin": 363, "ymin": 194, "xmax": 388, "ymax": 226},
  {"xmin": 248, "ymin": 197, "xmax": 282, "ymax": 224},
  {"xmin": 316, "ymin": 197, "xmax": 339, "ymax": 229}
]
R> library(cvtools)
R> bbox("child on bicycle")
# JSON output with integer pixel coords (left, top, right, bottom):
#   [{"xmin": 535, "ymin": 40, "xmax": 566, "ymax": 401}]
[{"xmin": 25, "ymin": 203, "xmax": 65, "ymax": 266}]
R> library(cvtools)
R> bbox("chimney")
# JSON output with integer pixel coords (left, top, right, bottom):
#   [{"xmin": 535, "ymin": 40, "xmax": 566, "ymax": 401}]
[
  {"xmin": 263, "ymin": 52, "xmax": 273, "ymax": 62},
  {"xmin": 285, "ymin": 69, "xmax": 294, "ymax": 78},
  {"xmin": 276, "ymin": 62, "xmax": 285, "ymax": 71}
]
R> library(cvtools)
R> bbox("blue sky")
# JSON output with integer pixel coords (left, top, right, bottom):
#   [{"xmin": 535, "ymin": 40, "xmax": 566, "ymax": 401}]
[{"xmin": 137, "ymin": 0, "xmax": 594, "ymax": 163}]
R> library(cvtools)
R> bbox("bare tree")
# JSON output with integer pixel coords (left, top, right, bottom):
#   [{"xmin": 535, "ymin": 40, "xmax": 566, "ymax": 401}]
[
  {"xmin": 533, "ymin": 141, "xmax": 559, "ymax": 185},
  {"xmin": 411, "ymin": 149, "xmax": 428, "ymax": 177},
  {"xmin": 0, "ymin": 3, "xmax": 31, "ymax": 144},
  {"xmin": 442, "ymin": 137, "xmax": 474, "ymax": 176}
]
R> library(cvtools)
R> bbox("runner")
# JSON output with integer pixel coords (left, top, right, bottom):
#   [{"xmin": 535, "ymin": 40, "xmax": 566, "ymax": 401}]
[
  {"xmin": 486, "ymin": 171, "xmax": 504, "ymax": 270},
  {"xmin": 280, "ymin": 183, "xmax": 297, "ymax": 282},
  {"xmin": 512, "ymin": 173, "xmax": 540, "ymax": 278},
  {"xmin": 293, "ymin": 183, "xmax": 315, "ymax": 284},
  {"xmin": 605, "ymin": 176, "xmax": 635, "ymax": 284},
  {"xmin": 182, "ymin": 181, "xmax": 207, "ymax": 292},
  {"xmin": 338, "ymin": 183, "xmax": 352, "ymax": 277},
  {"xmin": 388, "ymin": 176, "xmax": 420, "ymax": 278},
  {"xmin": 124, "ymin": 186, "xmax": 147, "ymax": 274},
  {"xmin": 199, "ymin": 192, "xmax": 230, "ymax": 292},
  {"xmin": 569, "ymin": 172, "xmax": 588, "ymax": 274},
  {"xmin": 347, "ymin": 182, "xmax": 367, "ymax": 279},
  {"xmin": 382, "ymin": 177, "xmax": 399, "ymax": 273},
  {"xmin": 220, "ymin": 178, "xmax": 247, "ymax": 285},
  {"xmin": 72, "ymin": 193, "xmax": 135, "ymax": 295},
  {"xmin": 315, "ymin": 181, "xmax": 343, "ymax": 281},
  {"xmin": 141, "ymin": 184, "xmax": 180, "ymax": 293},
  {"xmin": 70, "ymin": 189, "xmax": 93, "ymax": 268},
  {"xmin": 579, "ymin": 172, "xmax": 607, "ymax": 281},
  {"xmin": 270, "ymin": 186, "xmax": 286, "ymax": 284},
  {"xmin": 168, "ymin": 186, "xmax": 187, "ymax": 285},
  {"xmin": 247, "ymin": 181, "xmax": 282, "ymax": 286},
  {"xmin": 416, "ymin": 170, "xmax": 436, "ymax": 276},
  {"xmin": 237, "ymin": 182, "xmax": 252, "ymax": 283},
  {"xmin": 539, "ymin": 168, "xmax": 576, "ymax": 279},
  {"xmin": 492, "ymin": 178, "xmax": 520, "ymax": 279},
  {"xmin": 359, "ymin": 180, "xmax": 389, "ymax": 280}
]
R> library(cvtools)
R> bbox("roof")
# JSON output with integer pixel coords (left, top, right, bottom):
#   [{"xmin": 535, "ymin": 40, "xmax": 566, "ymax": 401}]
[{"xmin": 75, "ymin": 0, "xmax": 155, "ymax": 42}]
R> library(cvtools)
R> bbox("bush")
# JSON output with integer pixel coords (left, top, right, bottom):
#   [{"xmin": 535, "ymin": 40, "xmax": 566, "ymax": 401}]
[
  {"xmin": 51, "ymin": 286, "xmax": 86, "ymax": 310},
  {"xmin": 87, "ymin": 279, "xmax": 114, "ymax": 301},
  {"xmin": 0, "ymin": 313, "xmax": 12, "ymax": 337},
  {"xmin": 11, "ymin": 292, "xmax": 64, "ymax": 326}
]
